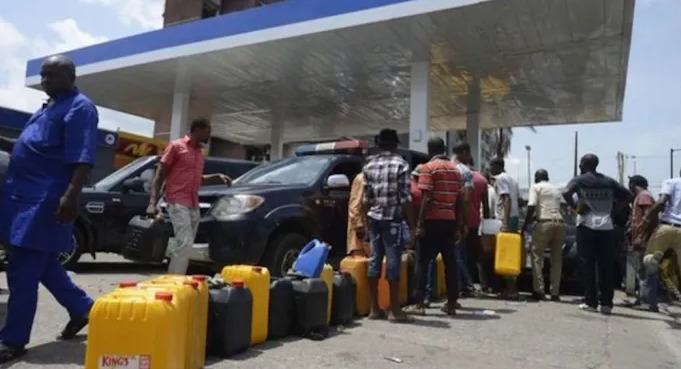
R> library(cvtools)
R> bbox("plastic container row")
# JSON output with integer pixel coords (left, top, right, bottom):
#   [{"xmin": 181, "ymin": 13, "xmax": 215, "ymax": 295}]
[{"xmin": 84, "ymin": 265, "xmax": 355, "ymax": 369}]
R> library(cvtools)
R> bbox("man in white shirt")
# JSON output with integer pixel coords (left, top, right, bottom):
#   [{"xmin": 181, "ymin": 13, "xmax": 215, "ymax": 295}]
[
  {"xmin": 521, "ymin": 169, "xmax": 566, "ymax": 301},
  {"xmin": 641, "ymin": 169, "xmax": 681, "ymax": 287},
  {"xmin": 489, "ymin": 157, "xmax": 521, "ymax": 299}
]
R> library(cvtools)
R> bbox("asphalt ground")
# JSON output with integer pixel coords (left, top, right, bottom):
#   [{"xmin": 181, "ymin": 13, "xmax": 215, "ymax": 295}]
[{"xmin": 2, "ymin": 254, "xmax": 681, "ymax": 369}]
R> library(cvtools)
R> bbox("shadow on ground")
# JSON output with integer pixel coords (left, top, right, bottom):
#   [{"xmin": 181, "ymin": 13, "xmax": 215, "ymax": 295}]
[
  {"xmin": 21, "ymin": 337, "xmax": 87, "ymax": 366},
  {"xmin": 72, "ymin": 261, "xmax": 166, "ymax": 276}
]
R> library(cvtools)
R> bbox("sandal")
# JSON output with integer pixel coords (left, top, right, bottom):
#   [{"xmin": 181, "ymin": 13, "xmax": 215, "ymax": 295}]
[
  {"xmin": 403, "ymin": 304, "xmax": 426, "ymax": 316},
  {"xmin": 368, "ymin": 310, "xmax": 387, "ymax": 320},
  {"xmin": 0, "ymin": 344, "xmax": 26, "ymax": 364},
  {"xmin": 388, "ymin": 313, "xmax": 415, "ymax": 324}
]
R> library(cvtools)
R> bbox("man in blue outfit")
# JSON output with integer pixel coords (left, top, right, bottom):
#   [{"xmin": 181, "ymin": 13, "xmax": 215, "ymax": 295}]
[{"xmin": 0, "ymin": 55, "xmax": 96, "ymax": 363}]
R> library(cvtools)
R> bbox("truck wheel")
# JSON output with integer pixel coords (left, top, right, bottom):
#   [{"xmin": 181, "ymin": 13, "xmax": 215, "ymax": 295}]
[
  {"xmin": 60, "ymin": 230, "xmax": 84, "ymax": 270},
  {"xmin": 262, "ymin": 232, "xmax": 306, "ymax": 277}
]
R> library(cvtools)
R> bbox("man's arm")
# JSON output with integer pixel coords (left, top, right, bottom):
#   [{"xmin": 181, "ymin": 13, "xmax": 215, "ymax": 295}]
[
  {"xmin": 349, "ymin": 174, "xmax": 366, "ymax": 232},
  {"xmin": 501, "ymin": 194, "xmax": 511, "ymax": 227},
  {"xmin": 416, "ymin": 166, "xmax": 434, "ymax": 233},
  {"xmin": 644, "ymin": 179, "xmax": 673, "ymax": 224},
  {"xmin": 562, "ymin": 178, "xmax": 579, "ymax": 210},
  {"xmin": 495, "ymin": 176, "xmax": 512, "ymax": 227},
  {"xmin": 522, "ymin": 184, "xmax": 538, "ymax": 232},
  {"xmin": 202, "ymin": 173, "xmax": 232, "ymax": 186},
  {"xmin": 481, "ymin": 183, "xmax": 490, "ymax": 219},
  {"xmin": 148, "ymin": 163, "xmax": 169, "ymax": 209},
  {"xmin": 0, "ymin": 136, "xmax": 16, "ymax": 152},
  {"xmin": 60, "ymin": 100, "xmax": 100, "ymax": 222},
  {"xmin": 397, "ymin": 166, "xmax": 415, "ymax": 232}
]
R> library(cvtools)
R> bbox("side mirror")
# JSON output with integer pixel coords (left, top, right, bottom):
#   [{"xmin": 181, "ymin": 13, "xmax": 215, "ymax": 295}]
[
  {"xmin": 122, "ymin": 177, "xmax": 144, "ymax": 193},
  {"xmin": 326, "ymin": 174, "xmax": 350, "ymax": 189}
]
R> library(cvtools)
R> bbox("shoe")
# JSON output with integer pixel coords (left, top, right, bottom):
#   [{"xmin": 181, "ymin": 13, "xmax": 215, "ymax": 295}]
[
  {"xmin": 600, "ymin": 306, "xmax": 613, "ymax": 315},
  {"xmin": 423, "ymin": 297, "xmax": 431, "ymax": 308},
  {"xmin": 550, "ymin": 295, "xmax": 561, "ymax": 302},
  {"xmin": 59, "ymin": 313, "xmax": 89, "ymax": 340},
  {"xmin": 0, "ymin": 343, "xmax": 26, "ymax": 364},
  {"xmin": 440, "ymin": 302, "xmax": 457, "ymax": 316},
  {"xmin": 578, "ymin": 303, "xmax": 598, "ymax": 312},
  {"xmin": 529, "ymin": 292, "xmax": 546, "ymax": 301}
]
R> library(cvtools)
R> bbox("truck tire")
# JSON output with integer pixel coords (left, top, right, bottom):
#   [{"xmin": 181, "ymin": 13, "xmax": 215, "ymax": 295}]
[
  {"xmin": 262, "ymin": 232, "xmax": 306, "ymax": 277},
  {"xmin": 61, "ymin": 229, "xmax": 84, "ymax": 270}
]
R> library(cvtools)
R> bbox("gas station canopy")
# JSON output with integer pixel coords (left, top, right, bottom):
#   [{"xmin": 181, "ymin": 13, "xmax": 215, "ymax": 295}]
[{"xmin": 25, "ymin": 0, "xmax": 635, "ymax": 146}]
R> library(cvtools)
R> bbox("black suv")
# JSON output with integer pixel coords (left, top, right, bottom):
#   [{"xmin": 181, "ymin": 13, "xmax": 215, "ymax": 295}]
[
  {"xmin": 67, "ymin": 155, "xmax": 258, "ymax": 268},
  {"xmin": 169, "ymin": 141, "xmax": 429, "ymax": 277}
]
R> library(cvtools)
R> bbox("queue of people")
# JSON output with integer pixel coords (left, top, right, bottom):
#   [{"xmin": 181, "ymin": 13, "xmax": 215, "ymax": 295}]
[{"xmin": 349, "ymin": 133, "xmax": 681, "ymax": 321}]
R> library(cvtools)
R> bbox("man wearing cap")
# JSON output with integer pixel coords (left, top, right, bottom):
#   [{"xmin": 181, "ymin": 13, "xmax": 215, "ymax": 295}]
[
  {"xmin": 362, "ymin": 129, "xmax": 415, "ymax": 322},
  {"xmin": 626, "ymin": 175, "xmax": 657, "ymax": 311},
  {"xmin": 521, "ymin": 169, "xmax": 566, "ymax": 301}
]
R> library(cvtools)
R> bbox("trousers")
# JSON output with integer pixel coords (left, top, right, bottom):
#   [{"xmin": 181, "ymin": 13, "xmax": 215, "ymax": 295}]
[
  {"xmin": 166, "ymin": 203, "xmax": 200, "ymax": 275},
  {"xmin": 414, "ymin": 220, "xmax": 459, "ymax": 304},
  {"xmin": 531, "ymin": 221, "xmax": 566, "ymax": 296},
  {"xmin": 0, "ymin": 246, "xmax": 93, "ymax": 346},
  {"xmin": 576, "ymin": 226, "xmax": 615, "ymax": 308}
]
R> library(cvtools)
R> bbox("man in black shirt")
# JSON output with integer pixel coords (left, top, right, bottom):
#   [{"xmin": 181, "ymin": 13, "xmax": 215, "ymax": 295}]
[{"xmin": 563, "ymin": 154, "xmax": 632, "ymax": 314}]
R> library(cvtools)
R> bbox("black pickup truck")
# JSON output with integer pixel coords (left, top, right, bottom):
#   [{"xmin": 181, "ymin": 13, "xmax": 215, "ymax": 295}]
[
  {"xmin": 66, "ymin": 155, "xmax": 259, "ymax": 269},
  {"xmin": 160, "ymin": 140, "xmax": 429, "ymax": 277}
]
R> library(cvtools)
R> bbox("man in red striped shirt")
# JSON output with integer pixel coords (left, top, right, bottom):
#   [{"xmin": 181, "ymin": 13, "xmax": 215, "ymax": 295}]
[{"xmin": 406, "ymin": 137, "xmax": 465, "ymax": 316}]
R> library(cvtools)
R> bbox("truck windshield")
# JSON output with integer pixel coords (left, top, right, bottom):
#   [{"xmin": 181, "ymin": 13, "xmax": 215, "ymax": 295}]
[
  {"xmin": 233, "ymin": 155, "xmax": 332, "ymax": 186},
  {"xmin": 93, "ymin": 156, "xmax": 156, "ymax": 190}
]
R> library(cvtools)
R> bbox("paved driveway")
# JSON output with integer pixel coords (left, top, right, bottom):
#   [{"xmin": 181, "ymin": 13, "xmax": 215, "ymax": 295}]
[{"xmin": 2, "ymin": 255, "xmax": 681, "ymax": 369}]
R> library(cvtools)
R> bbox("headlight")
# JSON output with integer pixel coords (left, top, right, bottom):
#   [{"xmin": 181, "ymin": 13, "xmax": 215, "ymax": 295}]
[{"xmin": 210, "ymin": 195, "xmax": 264, "ymax": 219}]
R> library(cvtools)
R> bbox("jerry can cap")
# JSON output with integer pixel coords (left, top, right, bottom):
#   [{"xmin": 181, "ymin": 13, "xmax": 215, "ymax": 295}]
[
  {"xmin": 184, "ymin": 280, "xmax": 199, "ymax": 289},
  {"xmin": 155, "ymin": 292, "xmax": 173, "ymax": 302},
  {"xmin": 191, "ymin": 275, "xmax": 207, "ymax": 282},
  {"xmin": 252, "ymin": 266, "xmax": 262, "ymax": 273},
  {"xmin": 232, "ymin": 280, "xmax": 245, "ymax": 288},
  {"xmin": 119, "ymin": 281, "xmax": 138, "ymax": 288}
]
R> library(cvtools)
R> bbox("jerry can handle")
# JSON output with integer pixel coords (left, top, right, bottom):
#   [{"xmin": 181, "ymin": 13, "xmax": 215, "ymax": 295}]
[{"xmin": 300, "ymin": 239, "xmax": 319, "ymax": 255}]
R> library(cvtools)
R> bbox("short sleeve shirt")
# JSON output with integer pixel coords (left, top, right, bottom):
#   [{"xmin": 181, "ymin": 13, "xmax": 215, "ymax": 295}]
[
  {"xmin": 362, "ymin": 152, "xmax": 411, "ymax": 221},
  {"xmin": 161, "ymin": 136, "xmax": 205, "ymax": 209},
  {"xmin": 659, "ymin": 178, "xmax": 681, "ymax": 225},
  {"xmin": 528, "ymin": 181, "xmax": 563, "ymax": 221},
  {"xmin": 418, "ymin": 155, "xmax": 463, "ymax": 220},
  {"xmin": 0, "ymin": 88, "xmax": 99, "ymax": 251},
  {"xmin": 493, "ymin": 172, "xmax": 520, "ymax": 219},
  {"xmin": 632, "ymin": 190, "xmax": 655, "ymax": 239},
  {"xmin": 565, "ymin": 172, "xmax": 630, "ymax": 230},
  {"xmin": 466, "ymin": 170, "xmax": 488, "ymax": 228}
]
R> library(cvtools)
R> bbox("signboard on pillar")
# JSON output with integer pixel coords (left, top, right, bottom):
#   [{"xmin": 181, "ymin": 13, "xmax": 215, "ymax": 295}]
[{"xmin": 114, "ymin": 131, "xmax": 168, "ymax": 169}]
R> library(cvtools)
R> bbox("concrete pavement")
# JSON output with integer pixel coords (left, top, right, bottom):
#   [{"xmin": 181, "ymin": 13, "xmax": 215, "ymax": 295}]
[{"xmin": 2, "ymin": 255, "xmax": 681, "ymax": 369}]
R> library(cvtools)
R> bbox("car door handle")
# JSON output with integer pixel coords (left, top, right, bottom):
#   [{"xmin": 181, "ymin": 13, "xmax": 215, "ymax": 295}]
[{"xmin": 85, "ymin": 202, "xmax": 105, "ymax": 214}]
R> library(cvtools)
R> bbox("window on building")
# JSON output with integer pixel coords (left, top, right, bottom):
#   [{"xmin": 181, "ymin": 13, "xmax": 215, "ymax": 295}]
[{"xmin": 202, "ymin": 0, "xmax": 220, "ymax": 19}]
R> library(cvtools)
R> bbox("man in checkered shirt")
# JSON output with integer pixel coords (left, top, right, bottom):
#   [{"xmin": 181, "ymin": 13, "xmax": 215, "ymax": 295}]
[{"xmin": 362, "ymin": 129, "xmax": 415, "ymax": 323}]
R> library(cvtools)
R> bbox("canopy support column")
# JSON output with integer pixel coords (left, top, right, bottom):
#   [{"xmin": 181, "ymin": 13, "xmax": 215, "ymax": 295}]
[
  {"xmin": 269, "ymin": 108, "xmax": 284, "ymax": 160},
  {"xmin": 169, "ymin": 92, "xmax": 190, "ymax": 141},
  {"xmin": 409, "ymin": 61, "xmax": 430, "ymax": 153},
  {"xmin": 169, "ymin": 62, "xmax": 191, "ymax": 141},
  {"xmin": 466, "ymin": 74, "xmax": 481, "ymax": 168}
]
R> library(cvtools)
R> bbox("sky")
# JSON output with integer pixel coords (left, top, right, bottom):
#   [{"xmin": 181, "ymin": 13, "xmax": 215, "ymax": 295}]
[{"xmin": 0, "ymin": 0, "xmax": 679, "ymax": 191}]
